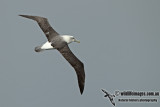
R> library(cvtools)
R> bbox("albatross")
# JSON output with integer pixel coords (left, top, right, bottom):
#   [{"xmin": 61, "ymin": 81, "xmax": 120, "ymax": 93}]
[{"xmin": 19, "ymin": 15, "xmax": 85, "ymax": 94}]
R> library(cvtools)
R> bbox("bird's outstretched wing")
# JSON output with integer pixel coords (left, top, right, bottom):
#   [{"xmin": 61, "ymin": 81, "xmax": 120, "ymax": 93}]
[
  {"xmin": 57, "ymin": 44, "xmax": 85, "ymax": 94},
  {"xmin": 19, "ymin": 15, "xmax": 59, "ymax": 42}
]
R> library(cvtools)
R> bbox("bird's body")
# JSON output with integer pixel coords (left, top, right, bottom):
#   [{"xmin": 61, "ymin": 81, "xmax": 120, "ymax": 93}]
[
  {"xmin": 37, "ymin": 35, "xmax": 79, "ymax": 52},
  {"xmin": 19, "ymin": 15, "xmax": 85, "ymax": 94}
]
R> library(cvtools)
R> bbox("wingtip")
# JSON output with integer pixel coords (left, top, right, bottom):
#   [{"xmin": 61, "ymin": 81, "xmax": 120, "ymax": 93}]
[
  {"xmin": 19, "ymin": 14, "xmax": 29, "ymax": 17},
  {"xmin": 77, "ymin": 69, "xmax": 85, "ymax": 95},
  {"xmin": 80, "ymin": 88, "xmax": 84, "ymax": 95},
  {"xmin": 19, "ymin": 14, "xmax": 25, "ymax": 17},
  {"xmin": 79, "ymin": 83, "xmax": 84, "ymax": 95},
  {"xmin": 19, "ymin": 14, "xmax": 28, "ymax": 18},
  {"xmin": 18, "ymin": 14, "xmax": 36, "ymax": 20}
]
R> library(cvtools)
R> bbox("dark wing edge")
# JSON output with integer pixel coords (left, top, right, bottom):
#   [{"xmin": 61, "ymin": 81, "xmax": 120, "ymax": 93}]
[
  {"xmin": 19, "ymin": 15, "xmax": 59, "ymax": 42},
  {"xmin": 57, "ymin": 45, "xmax": 85, "ymax": 94}
]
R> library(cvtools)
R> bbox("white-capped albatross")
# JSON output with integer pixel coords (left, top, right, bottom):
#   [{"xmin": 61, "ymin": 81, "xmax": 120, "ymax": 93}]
[{"xmin": 19, "ymin": 15, "xmax": 85, "ymax": 94}]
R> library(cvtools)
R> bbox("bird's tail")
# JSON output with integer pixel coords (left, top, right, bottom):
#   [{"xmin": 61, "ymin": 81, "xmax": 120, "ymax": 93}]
[{"xmin": 35, "ymin": 46, "xmax": 44, "ymax": 52}]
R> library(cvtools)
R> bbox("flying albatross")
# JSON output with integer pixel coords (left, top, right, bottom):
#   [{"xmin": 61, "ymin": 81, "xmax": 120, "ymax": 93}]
[{"xmin": 19, "ymin": 15, "xmax": 85, "ymax": 94}]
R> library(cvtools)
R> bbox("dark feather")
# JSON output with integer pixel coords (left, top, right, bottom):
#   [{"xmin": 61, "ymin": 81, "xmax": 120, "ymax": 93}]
[
  {"xmin": 19, "ymin": 15, "xmax": 59, "ymax": 42},
  {"xmin": 57, "ymin": 44, "xmax": 85, "ymax": 94}
]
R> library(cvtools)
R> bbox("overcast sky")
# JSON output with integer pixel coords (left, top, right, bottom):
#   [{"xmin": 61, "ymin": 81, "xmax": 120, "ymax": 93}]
[{"xmin": 0, "ymin": 0, "xmax": 160, "ymax": 107}]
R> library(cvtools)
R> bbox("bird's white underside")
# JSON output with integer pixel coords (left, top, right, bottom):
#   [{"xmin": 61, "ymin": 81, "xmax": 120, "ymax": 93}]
[
  {"xmin": 41, "ymin": 35, "xmax": 74, "ymax": 50},
  {"xmin": 41, "ymin": 41, "xmax": 54, "ymax": 50}
]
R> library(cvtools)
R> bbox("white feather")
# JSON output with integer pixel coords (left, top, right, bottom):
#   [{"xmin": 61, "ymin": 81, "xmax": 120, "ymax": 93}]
[
  {"xmin": 61, "ymin": 35, "xmax": 73, "ymax": 44},
  {"xmin": 41, "ymin": 41, "xmax": 54, "ymax": 49},
  {"xmin": 40, "ymin": 35, "xmax": 76, "ymax": 50}
]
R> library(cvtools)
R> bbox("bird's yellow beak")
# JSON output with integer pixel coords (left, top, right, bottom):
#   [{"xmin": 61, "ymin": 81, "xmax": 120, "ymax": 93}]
[{"xmin": 74, "ymin": 39, "xmax": 80, "ymax": 43}]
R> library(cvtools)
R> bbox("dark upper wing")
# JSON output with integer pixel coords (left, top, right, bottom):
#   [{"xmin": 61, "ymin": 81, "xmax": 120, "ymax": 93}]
[
  {"xmin": 57, "ymin": 44, "xmax": 85, "ymax": 94},
  {"xmin": 19, "ymin": 15, "xmax": 59, "ymax": 42}
]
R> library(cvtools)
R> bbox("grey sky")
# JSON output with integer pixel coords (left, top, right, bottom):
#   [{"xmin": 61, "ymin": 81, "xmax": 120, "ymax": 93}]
[{"xmin": 0, "ymin": 0, "xmax": 160, "ymax": 107}]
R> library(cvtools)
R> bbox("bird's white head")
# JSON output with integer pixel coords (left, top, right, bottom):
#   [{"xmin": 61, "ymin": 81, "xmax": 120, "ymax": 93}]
[{"xmin": 62, "ymin": 35, "xmax": 80, "ymax": 44}]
